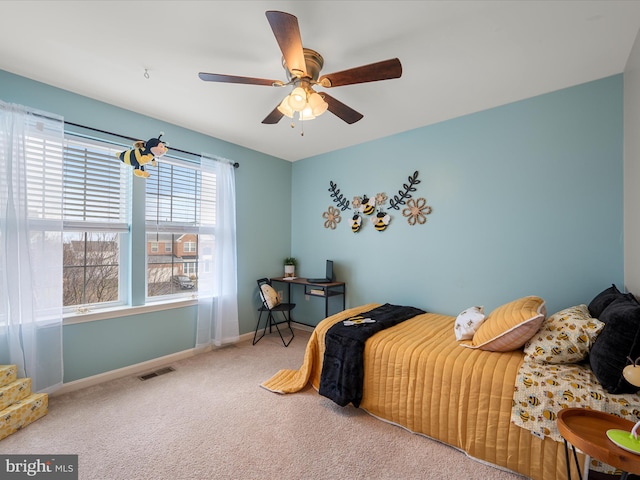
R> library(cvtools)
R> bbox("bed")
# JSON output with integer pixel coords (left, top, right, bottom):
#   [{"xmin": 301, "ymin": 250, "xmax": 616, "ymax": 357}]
[{"xmin": 262, "ymin": 289, "xmax": 640, "ymax": 480}]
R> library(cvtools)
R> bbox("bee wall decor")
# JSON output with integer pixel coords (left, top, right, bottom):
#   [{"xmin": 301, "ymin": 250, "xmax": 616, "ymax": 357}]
[
  {"xmin": 349, "ymin": 212, "xmax": 362, "ymax": 233},
  {"xmin": 324, "ymin": 171, "xmax": 432, "ymax": 232}
]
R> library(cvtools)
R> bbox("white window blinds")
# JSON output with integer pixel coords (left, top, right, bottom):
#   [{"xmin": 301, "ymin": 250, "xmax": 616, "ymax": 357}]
[
  {"xmin": 19, "ymin": 119, "xmax": 65, "ymax": 223},
  {"xmin": 63, "ymin": 137, "xmax": 130, "ymax": 231},
  {"xmin": 145, "ymin": 158, "xmax": 216, "ymax": 232}
]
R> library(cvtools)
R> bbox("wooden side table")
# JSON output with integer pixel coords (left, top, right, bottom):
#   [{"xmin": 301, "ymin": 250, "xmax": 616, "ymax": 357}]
[{"xmin": 558, "ymin": 408, "xmax": 640, "ymax": 480}]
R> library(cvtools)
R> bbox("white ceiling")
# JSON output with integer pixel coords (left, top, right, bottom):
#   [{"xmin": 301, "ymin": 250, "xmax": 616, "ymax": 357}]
[{"xmin": 1, "ymin": 1, "xmax": 640, "ymax": 161}]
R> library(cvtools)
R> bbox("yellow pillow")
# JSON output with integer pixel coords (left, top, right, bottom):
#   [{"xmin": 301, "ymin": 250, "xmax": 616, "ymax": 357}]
[{"xmin": 461, "ymin": 296, "xmax": 546, "ymax": 352}]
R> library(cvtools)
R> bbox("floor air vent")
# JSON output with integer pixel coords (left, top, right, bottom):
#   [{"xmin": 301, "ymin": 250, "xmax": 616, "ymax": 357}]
[{"xmin": 138, "ymin": 366, "xmax": 175, "ymax": 381}]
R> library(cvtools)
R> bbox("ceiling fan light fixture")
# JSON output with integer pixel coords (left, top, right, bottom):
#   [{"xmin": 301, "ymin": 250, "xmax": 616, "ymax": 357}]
[
  {"xmin": 288, "ymin": 86, "xmax": 307, "ymax": 111},
  {"xmin": 308, "ymin": 92, "xmax": 328, "ymax": 116},
  {"xmin": 299, "ymin": 105, "xmax": 316, "ymax": 121},
  {"xmin": 277, "ymin": 97, "xmax": 294, "ymax": 118}
]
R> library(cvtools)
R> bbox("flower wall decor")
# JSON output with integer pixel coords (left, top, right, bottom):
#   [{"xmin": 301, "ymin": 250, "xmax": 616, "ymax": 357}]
[
  {"xmin": 322, "ymin": 206, "xmax": 342, "ymax": 229},
  {"xmin": 326, "ymin": 171, "xmax": 432, "ymax": 232},
  {"xmin": 403, "ymin": 197, "xmax": 432, "ymax": 225},
  {"xmin": 375, "ymin": 192, "xmax": 388, "ymax": 205}
]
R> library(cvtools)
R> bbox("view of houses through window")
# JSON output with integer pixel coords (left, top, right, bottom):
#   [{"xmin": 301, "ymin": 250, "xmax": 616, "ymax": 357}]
[
  {"xmin": 145, "ymin": 156, "xmax": 214, "ymax": 300},
  {"xmin": 147, "ymin": 233, "xmax": 200, "ymax": 296}
]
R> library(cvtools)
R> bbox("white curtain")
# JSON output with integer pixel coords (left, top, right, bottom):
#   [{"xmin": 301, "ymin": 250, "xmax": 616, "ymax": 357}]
[
  {"xmin": 196, "ymin": 155, "xmax": 239, "ymax": 349},
  {"xmin": 0, "ymin": 101, "xmax": 64, "ymax": 393}
]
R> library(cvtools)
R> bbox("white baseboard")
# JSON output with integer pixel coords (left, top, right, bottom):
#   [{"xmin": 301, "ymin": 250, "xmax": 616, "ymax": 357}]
[
  {"xmin": 292, "ymin": 322, "xmax": 315, "ymax": 333},
  {"xmin": 53, "ymin": 331, "xmax": 255, "ymax": 397}
]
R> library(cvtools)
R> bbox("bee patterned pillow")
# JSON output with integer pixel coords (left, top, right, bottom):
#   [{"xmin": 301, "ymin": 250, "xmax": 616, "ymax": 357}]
[
  {"xmin": 454, "ymin": 306, "xmax": 486, "ymax": 341},
  {"xmin": 523, "ymin": 304, "xmax": 604, "ymax": 364}
]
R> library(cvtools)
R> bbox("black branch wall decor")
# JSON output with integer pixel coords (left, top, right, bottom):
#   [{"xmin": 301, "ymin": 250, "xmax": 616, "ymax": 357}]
[
  {"xmin": 328, "ymin": 181, "xmax": 351, "ymax": 211},
  {"xmin": 389, "ymin": 171, "xmax": 420, "ymax": 210}
]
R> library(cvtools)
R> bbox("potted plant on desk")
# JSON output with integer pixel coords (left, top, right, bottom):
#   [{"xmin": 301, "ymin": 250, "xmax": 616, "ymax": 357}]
[{"xmin": 284, "ymin": 257, "xmax": 297, "ymax": 278}]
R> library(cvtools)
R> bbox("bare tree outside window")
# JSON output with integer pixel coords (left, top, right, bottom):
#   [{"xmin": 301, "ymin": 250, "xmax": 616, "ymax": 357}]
[
  {"xmin": 62, "ymin": 137, "xmax": 129, "ymax": 309},
  {"xmin": 63, "ymin": 232, "xmax": 119, "ymax": 306}
]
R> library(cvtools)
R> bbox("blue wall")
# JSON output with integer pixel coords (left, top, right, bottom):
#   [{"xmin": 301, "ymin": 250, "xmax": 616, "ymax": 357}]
[
  {"xmin": 291, "ymin": 75, "xmax": 623, "ymax": 323},
  {"xmin": 0, "ymin": 69, "xmax": 293, "ymax": 382},
  {"xmin": 0, "ymin": 70, "xmax": 625, "ymax": 382}
]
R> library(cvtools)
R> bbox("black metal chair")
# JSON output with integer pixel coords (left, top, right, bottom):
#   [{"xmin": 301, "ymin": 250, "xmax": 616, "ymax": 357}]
[{"xmin": 253, "ymin": 278, "xmax": 295, "ymax": 347}]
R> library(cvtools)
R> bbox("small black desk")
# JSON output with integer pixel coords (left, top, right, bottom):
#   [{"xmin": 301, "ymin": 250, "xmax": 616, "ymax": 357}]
[{"xmin": 270, "ymin": 277, "xmax": 346, "ymax": 322}]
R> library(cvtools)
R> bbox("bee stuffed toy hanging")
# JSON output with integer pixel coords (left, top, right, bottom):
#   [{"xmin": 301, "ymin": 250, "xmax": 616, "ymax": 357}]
[{"xmin": 117, "ymin": 133, "xmax": 168, "ymax": 178}]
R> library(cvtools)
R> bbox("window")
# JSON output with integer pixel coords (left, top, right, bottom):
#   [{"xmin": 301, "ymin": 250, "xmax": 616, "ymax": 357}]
[
  {"xmin": 10, "ymin": 124, "xmax": 225, "ymax": 315},
  {"xmin": 146, "ymin": 158, "xmax": 216, "ymax": 298},
  {"xmin": 63, "ymin": 232, "xmax": 120, "ymax": 306},
  {"xmin": 62, "ymin": 137, "xmax": 130, "ymax": 308},
  {"xmin": 183, "ymin": 262, "xmax": 197, "ymax": 276},
  {"xmin": 53, "ymin": 132, "xmax": 222, "ymax": 309}
]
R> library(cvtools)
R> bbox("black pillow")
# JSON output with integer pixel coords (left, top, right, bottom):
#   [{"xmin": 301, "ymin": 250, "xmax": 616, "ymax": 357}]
[
  {"xmin": 588, "ymin": 284, "xmax": 623, "ymax": 319},
  {"xmin": 589, "ymin": 294, "xmax": 640, "ymax": 394}
]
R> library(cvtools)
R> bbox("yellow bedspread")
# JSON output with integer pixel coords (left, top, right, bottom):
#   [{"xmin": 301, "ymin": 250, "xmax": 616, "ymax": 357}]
[{"xmin": 262, "ymin": 304, "xmax": 580, "ymax": 480}]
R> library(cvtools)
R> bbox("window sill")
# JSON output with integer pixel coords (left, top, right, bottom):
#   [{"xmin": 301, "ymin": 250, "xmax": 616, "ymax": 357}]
[{"xmin": 63, "ymin": 297, "xmax": 199, "ymax": 325}]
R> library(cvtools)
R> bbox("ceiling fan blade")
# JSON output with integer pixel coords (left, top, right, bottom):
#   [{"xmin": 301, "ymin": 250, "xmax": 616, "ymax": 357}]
[
  {"xmin": 319, "ymin": 58, "xmax": 402, "ymax": 87},
  {"xmin": 262, "ymin": 105, "xmax": 285, "ymax": 124},
  {"xmin": 265, "ymin": 11, "xmax": 307, "ymax": 77},
  {"xmin": 198, "ymin": 72, "xmax": 280, "ymax": 87},
  {"xmin": 322, "ymin": 93, "xmax": 364, "ymax": 124}
]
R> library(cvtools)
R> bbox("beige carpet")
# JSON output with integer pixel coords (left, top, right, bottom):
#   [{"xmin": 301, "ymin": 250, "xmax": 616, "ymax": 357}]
[{"xmin": 1, "ymin": 329, "xmax": 526, "ymax": 479}]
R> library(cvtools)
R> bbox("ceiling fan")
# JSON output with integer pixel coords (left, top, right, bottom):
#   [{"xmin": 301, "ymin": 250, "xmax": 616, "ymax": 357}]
[{"xmin": 198, "ymin": 10, "xmax": 403, "ymax": 125}]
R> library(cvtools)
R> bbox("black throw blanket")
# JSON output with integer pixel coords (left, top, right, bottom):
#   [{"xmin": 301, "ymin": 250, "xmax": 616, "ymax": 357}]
[{"xmin": 318, "ymin": 303, "xmax": 426, "ymax": 407}]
